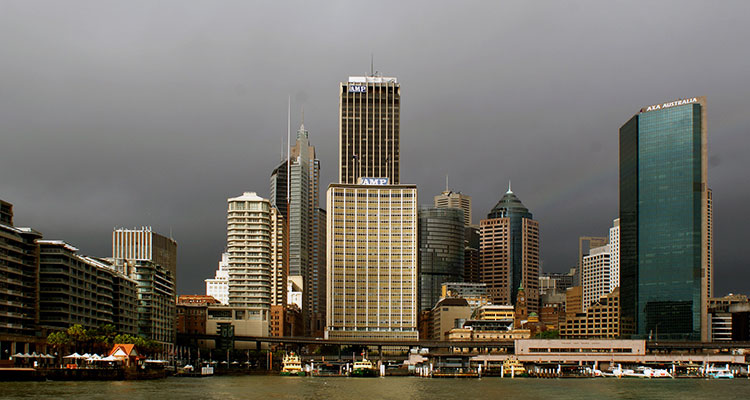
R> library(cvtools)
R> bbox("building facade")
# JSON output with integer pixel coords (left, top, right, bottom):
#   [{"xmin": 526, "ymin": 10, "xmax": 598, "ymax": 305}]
[
  {"xmin": 609, "ymin": 218, "xmax": 620, "ymax": 291},
  {"xmin": 112, "ymin": 227, "xmax": 177, "ymax": 280},
  {"xmin": 441, "ymin": 282, "xmax": 490, "ymax": 309},
  {"xmin": 339, "ymin": 76, "xmax": 400, "ymax": 184},
  {"xmin": 133, "ymin": 261, "xmax": 175, "ymax": 345},
  {"xmin": 270, "ymin": 207, "xmax": 288, "ymax": 308},
  {"xmin": 38, "ymin": 241, "xmax": 138, "ymax": 334},
  {"xmin": 269, "ymin": 122, "xmax": 322, "ymax": 336},
  {"xmin": 225, "ymin": 192, "xmax": 272, "ymax": 334},
  {"xmin": 205, "ymin": 252, "xmax": 230, "ymax": 305},
  {"xmin": 325, "ymin": 183, "xmax": 418, "ymax": 339},
  {"xmin": 480, "ymin": 187, "xmax": 540, "ymax": 313},
  {"xmin": 434, "ymin": 189, "xmax": 472, "ymax": 226},
  {"xmin": 429, "ymin": 297, "xmax": 472, "ymax": 340},
  {"xmin": 560, "ymin": 288, "xmax": 620, "ymax": 339},
  {"xmin": 463, "ymin": 226, "xmax": 481, "ymax": 284},
  {"xmin": 619, "ymin": 96, "xmax": 708, "ymax": 341},
  {"xmin": 418, "ymin": 207, "xmax": 465, "ymax": 311},
  {"xmin": 0, "ymin": 201, "xmax": 41, "ymax": 356},
  {"xmin": 581, "ymin": 244, "xmax": 612, "ymax": 313}
]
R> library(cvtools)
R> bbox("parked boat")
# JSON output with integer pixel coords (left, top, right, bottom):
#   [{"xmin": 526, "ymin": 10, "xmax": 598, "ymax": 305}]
[
  {"xmin": 502, "ymin": 357, "xmax": 527, "ymax": 377},
  {"xmin": 280, "ymin": 353, "xmax": 305, "ymax": 376},
  {"xmin": 350, "ymin": 358, "xmax": 378, "ymax": 377},
  {"xmin": 705, "ymin": 364, "xmax": 734, "ymax": 379}
]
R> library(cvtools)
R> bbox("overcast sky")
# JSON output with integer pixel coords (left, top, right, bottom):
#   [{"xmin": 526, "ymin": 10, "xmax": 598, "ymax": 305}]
[{"xmin": 1, "ymin": 1, "xmax": 748, "ymax": 296}]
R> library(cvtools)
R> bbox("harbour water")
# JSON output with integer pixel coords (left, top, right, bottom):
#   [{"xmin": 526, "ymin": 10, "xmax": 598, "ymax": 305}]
[{"xmin": 3, "ymin": 376, "xmax": 750, "ymax": 399}]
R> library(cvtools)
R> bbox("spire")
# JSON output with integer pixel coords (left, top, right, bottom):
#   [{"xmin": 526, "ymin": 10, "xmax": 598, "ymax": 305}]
[
  {"xmin": 296, "ymin": 107, "xmax": 308, "ymax": 140},
  {"xmin": 507, "ymin": 180, "xmax": 512, "ymax": 194}
]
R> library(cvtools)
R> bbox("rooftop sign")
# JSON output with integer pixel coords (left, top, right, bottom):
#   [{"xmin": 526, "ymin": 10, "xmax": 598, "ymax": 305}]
[
  {"xmin": 641, "ymin": 97, "xmax": 699, "ymax": 113},
  {"xmin": 358, "ymin": 177, "xmax": 389, "ymax": 185},
  {"xmin": 348, "ymin": 84, "xmax": 367, "ymax": 93}
]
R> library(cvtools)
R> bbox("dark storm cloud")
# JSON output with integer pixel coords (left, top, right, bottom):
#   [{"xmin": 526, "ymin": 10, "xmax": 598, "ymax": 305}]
[{"xmin": 1, "ymin": 1, "xmax": 749, "ymax": 295}]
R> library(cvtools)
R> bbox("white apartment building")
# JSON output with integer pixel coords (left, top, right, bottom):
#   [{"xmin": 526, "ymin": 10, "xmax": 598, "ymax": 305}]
[
  {"xmin": 582, "ymin": 244, "xmax": 611, "ymax": 313},
  {"xmin": 226, "ymin": 192, "xmax": 271, "ymax": 332},
  {"xmin": 325, "ymin": 182, "xmax": 418, "ymax": 340},
  {"xmin": 205, "ymin": 252, "xmax": 229, "ymax": 305}
]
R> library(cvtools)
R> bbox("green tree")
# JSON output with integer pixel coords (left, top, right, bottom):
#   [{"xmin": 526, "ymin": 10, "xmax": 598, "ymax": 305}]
[
  {"xmin": 47, "ymin": 331, "xmax": 72, "ymax": 347},
  {"xmin": 66, "ymin": 324, "xmax": 88, "ymax": 352},
  {"xmin": 536, "ymin": 329, "xmax": 560, "ymax": 339}
]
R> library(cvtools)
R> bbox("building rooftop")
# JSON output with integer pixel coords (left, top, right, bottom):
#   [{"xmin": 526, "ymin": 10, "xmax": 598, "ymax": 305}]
[
  {"xmin": 228, "ymin": 192, "xmax": 265, "ymax": 202},
  {"xmin": 347, "ymin": 76, "xmax": 398, "ymax": 84},
  {"xmin": 487, "ymin": 184, "xmax": 530, "ymax": 219}
]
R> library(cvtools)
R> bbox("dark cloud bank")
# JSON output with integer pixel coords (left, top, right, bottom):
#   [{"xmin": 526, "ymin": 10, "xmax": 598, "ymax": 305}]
[{"xmin": 1, "ymin": 1, "xmax": 748, "ymax": 295}]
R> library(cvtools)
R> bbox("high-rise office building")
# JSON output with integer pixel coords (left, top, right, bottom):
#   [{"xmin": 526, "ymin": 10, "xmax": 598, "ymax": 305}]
[
  {"xmin": 269, "ymin": 121, "xmax": 322, "ymax": 336},
  {"xmin": 310, "ymin": 208, "xmax": 327, "ymax": 336},
  {"xmin": 418, "ymin": 207, "xmax": 465, "ymax": 311},
  {"xmin": 205, "ymin": 252, "xmax": 230, "ymax": 305},
  {"xmin": 434, "ymin": 189, "xmax": 472, "ymax": 226},
  {"xmin": 339, "ymin": 76, "xmax": 400, "ymax": 184},
  {"xmin": 463, "ymin": 226, "xmax": 481, "ymax": 283},
  {"xmin": 619, "ymin": 96, "xmax": 709, "ymax": 341},
  {"xmin": 577, "ymin": 236, "xmax": 607, "ymax": 285},
  {"xmin": 270, "ymin": 206, "xmax": 288, "ymax": 307},
  {"xmin": 581, "ymin": 244, "xmax": 611, "ymax": 313},
  {"xmin": 112, "ymin": 227, "xmax": 177, "ymax": 280},
  {"xmin": 325, "ymin": 183, "xmax": 418, "ymax": 339},
  {"xmin": 480, "ymin": 186, "xmax": 540, "ymax": 313}
]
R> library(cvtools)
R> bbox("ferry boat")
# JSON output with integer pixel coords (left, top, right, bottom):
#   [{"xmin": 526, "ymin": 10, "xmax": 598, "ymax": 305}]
[
  {"xmin": 350, "ymin": 358, "xmax": 378, "ymax": 377},
  {"xmin": 502, "ymin": 357, "xmax": 527, "ymax": 377},
  {"xmin": 280, "ymin": 353, "xmax": 305, "ymax": 376},
  {"xmin": 706, "ymin": 364, "xmax": 734, "ymax": 379}
]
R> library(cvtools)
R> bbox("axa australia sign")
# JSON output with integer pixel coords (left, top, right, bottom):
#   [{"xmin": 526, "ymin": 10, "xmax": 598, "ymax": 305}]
[
  {"xmin": 358, "ymin": 177, "xmax": 389, "ymax": 185},
  {"xmin": 641, "ymin": 97, "xmax": 699, "ymax": 113}
]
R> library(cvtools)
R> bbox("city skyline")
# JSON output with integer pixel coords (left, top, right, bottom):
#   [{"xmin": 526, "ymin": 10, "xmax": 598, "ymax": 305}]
[{"xmin": 1, "ymin": 2, "xmax": 749, "ymax": 297}]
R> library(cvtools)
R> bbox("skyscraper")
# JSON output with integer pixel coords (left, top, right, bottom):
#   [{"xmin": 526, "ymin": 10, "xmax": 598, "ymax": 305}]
[
  {"xmin": 112, "ymin": 227, "xmax": 177, "ymax": 280},
  {"xmin": 434, "ymin": 189, "xmax": 472, "ymax": 226},
  {"xmin": 325, "ymin": 182, "xmax": 418, "ymax": 339},
  {"xmin": 479, "ymin": 185, "xmax": 540, "ymax": 313},
  {"xmin": 418, "ymin": 207, "xmax": 465, "ymax": 311},
  {"xmin": 619, "ymin": 96, "xmax": 708, "ymax": 341},
  {"xmin": 269, "ymin": 121, "xmax": 322, "ymax": 336},
  {"xmin": 581, "ymin": 244, "xmax": 611, "ymax": 313},
  {"xmin": 205, "ymin": 252, "xmax": 230, "ymax": 305},
  {"xmin": 339, "ymin": 76, "xmax": 400, "ymax": 184},
  {"xmin": 226, "ymin": 192, "xmax": 272, "ymax": 331}
]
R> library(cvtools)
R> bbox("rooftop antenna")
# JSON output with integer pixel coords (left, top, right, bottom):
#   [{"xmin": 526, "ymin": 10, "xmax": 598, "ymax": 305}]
[
  {"xmin": 445, "ymin": 174, "xmax": 449, "ymax": 191},
  {"xmin": 370, "ymin": 53, "xmax": 374, "ymax": 76},
  {"xmin": 507, "ymin": 180, "xmax": 512, "ymax": 193}
]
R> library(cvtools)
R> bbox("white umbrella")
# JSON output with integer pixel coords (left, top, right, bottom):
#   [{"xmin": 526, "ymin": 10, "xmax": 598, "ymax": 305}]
[
  {"xmin": 13, "ymin": 353, "xmax": 26, "ymax": 358},
  {"xmin": 81, "ymin": 353, "xmax": 91, "ymax": 358},
  {"xmin": 64, "ymin": 353, "xmax": 82, "ymax": 359}
]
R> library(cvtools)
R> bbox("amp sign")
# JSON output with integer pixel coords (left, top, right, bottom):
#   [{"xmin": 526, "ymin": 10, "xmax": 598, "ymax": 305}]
[
  {"xmin": 348, "ymin": 84, "xmax": 367, "ymax": 93},
  {"xmin": 359, "ymin": 177, "xmax": 389, "ymax": 185}
]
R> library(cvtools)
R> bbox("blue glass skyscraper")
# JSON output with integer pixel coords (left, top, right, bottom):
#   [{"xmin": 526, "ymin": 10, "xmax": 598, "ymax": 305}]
[{"xmin": 619, "ymin": 97, "xmax": 709, "ymax": 341}]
